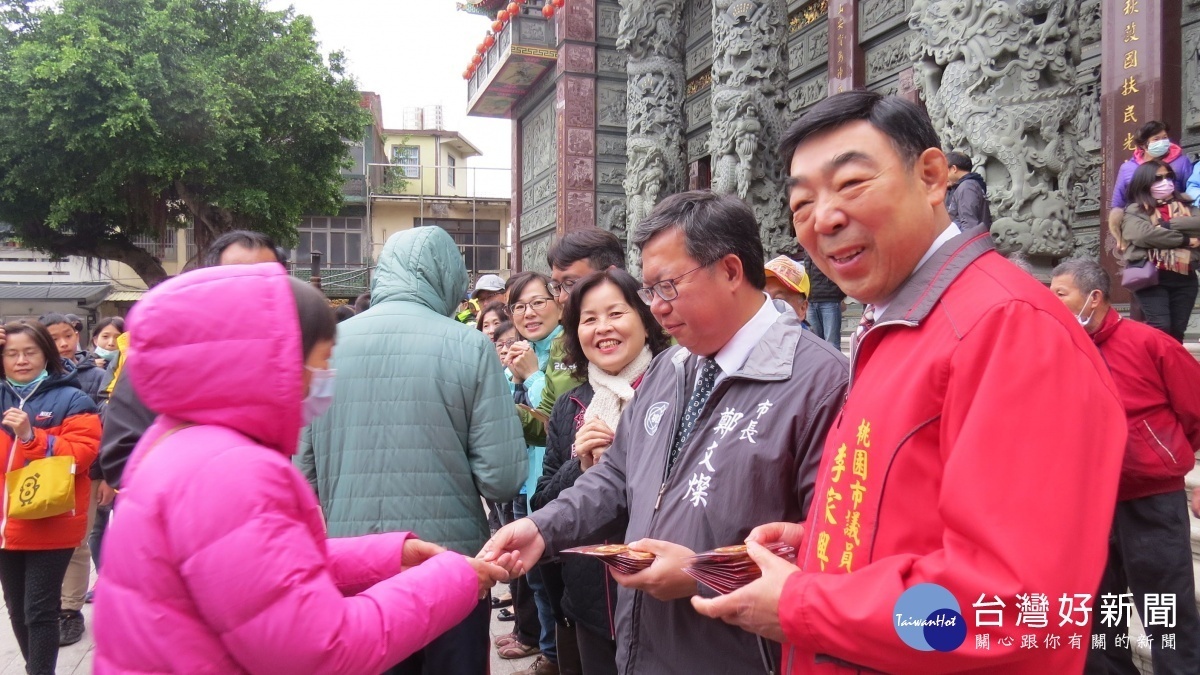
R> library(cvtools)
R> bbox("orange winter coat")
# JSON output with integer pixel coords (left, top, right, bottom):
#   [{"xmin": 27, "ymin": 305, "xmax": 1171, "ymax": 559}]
[{"xmin": 1, "ymin": 370, "xmax": 100, "ymax": 550}]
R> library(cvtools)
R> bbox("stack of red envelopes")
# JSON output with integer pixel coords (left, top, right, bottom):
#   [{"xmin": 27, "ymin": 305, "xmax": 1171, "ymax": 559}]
[
  {"xmin": 683, "ymin": 542, "xmax": 796, "ymax": 595},
  {"xmin": 561, "ymin": 544, "xmax": 655, "ymax": 574}
]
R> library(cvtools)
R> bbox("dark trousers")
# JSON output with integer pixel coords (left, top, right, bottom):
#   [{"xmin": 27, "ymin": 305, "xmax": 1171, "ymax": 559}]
[
  {"xmin": 384, "ymin": 598, "xmax": 490, "ymax": 675},
  {"xmin": 1135, "ymin": 269, "xmax": 1198, "ymax": 342},
  {"xmin": 0, "ymin": 548, "xmax": 74, "ymax": 675},
  {"xmin": 1085, "ymin": 491, "xmax": 1200, "ymax": 674},
  {"xmin": 89, "ymin": 502, "xmax": 111, "ymax": 570},
  {"xmin": 575, "ymin": 621, "xmax": 618, "ymax": 675}
]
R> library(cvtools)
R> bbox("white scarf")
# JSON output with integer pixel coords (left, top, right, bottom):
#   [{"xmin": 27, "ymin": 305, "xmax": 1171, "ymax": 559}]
[{"xmin": 584, "ymin": 346, "xmax": 653, "ymax": 432}]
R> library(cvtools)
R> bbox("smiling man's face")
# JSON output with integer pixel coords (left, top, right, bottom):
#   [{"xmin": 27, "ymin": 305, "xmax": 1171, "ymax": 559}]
[{"xmin": 786, "ymin": 120, "xmax": 948, "ymax": 305}]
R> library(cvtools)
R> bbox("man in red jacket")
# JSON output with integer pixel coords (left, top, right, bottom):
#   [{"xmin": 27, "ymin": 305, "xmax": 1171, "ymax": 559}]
[
  {"xmin": 692, "ymin": 90, "xmax": 1128, "ymax": 673},
  {"xmin": 1050, "ymin": 258, "xmax": 1200, "ymax": 674}
]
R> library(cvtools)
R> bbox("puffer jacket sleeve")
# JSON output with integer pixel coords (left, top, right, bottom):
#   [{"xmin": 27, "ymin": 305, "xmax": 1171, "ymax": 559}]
[
  {"xmin": 467, "ymin": 342, "xmax": 528, "ymax": 503},
  {"xmin": 176, "ymin": 451, "xmax": 481, "ymax": 674},
  {"xmin": 295, "ymin": 425, "xmax": 318, "ymax": 497},
  {"xmin": 324, "ymin": 532, "xmax": 411, "ymax": 596},
  {"xmin": 531, "ymin": 393, "xmax": 584, "ymax": 511},
  {"xmin": 23, "ymin": 392, "xmax": 99, "ymax": 473}
]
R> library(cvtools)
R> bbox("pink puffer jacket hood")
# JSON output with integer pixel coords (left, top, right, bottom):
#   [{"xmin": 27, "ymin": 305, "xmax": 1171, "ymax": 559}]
[{"xmin": 126, "ymin": 263, "xmax": 304, "ymax": 456}]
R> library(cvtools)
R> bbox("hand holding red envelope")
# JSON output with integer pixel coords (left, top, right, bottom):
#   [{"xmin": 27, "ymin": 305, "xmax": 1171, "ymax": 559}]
[
  {"xmin": 561, "ymin": 543, "xmax": 656, "ymax": 574},
  {"xmin": 682, "ymin": 542, "xmax": 796, "ymax": 595}
]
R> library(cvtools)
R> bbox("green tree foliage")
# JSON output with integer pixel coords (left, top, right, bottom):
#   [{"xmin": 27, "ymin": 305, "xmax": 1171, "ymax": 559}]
[{"xmin": 0, "ymin": 0, "xmax": 369, "ymax": 284}]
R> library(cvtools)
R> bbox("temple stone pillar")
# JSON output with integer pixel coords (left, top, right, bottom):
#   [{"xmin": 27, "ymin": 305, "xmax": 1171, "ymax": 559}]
[{"xmin": 708, "ymin": 0, "xmax": 792, "ymax": 255}]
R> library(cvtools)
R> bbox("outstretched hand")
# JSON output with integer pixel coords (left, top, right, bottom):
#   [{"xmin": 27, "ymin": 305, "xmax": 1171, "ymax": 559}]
[
  {"xmin": 477, "ymin": 518, "xmax": 545, "ymax": 578},
  {"xmin": 690, "ymin": 541, "xmax": 797, "ymax": 643},
  {"xmin": 401, "ymin": 538, "xmax": 447, "ymax": 570}
]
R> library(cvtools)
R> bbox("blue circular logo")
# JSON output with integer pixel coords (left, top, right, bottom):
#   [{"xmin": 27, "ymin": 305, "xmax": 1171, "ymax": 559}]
[{"xmin": 893, "ymin": 583, "xmax": 967, "ymax": 652}]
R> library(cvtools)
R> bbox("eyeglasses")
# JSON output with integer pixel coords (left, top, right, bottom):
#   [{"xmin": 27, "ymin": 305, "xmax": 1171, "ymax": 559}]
[
  {"xmin": 637, "ymin": 263, "xmax": 710, "ymax": 305},
  {"xmin": 495, "ymin": 339, "xmax": 517, "ymax": 350},
  {"xmin": 509, "ymin": 296, "xmax": 554, "ymax": 316},
  {"xmin": 547, "ymin": 278, "xmax": 577, "ymax": 297}
]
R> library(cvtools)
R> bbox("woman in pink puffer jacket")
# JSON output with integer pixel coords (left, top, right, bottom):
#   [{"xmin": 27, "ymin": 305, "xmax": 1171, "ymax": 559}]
[{"xmin": 93, "ymin": 263, "xmax": 510, "ymax": 674}]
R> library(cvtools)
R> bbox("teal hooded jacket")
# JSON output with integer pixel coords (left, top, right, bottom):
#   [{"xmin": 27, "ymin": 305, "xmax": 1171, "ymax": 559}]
[{"xmin": 299, "ymin": 227, "xmax": 527, "ymax": 555}]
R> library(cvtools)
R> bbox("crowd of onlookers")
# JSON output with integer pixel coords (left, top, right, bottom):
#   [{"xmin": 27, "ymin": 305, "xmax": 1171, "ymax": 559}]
[{"xmin": 0, "ymin": 91, "xmax": 1197, "ymax": 675}]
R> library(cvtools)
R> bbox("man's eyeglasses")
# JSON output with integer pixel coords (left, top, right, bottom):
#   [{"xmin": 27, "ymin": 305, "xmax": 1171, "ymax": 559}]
[
  {"xmin": 637, "ymin": 263, "xmax": 710, "ymax": 305},
  {"xmin": 509, "ymin": 297, "xmax": 554, "ymax": 316},
  {"xmin": 495, "ymin": 339, "xmax": 517, "ymax": 350},
  {"xmin": 547, "ymin": 279, "xmax": 577, "ymax": 297}
]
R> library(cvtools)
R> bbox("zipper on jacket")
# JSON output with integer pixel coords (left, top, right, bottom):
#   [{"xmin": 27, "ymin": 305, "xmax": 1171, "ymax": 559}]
[
  {"xmin": 0, "ymin": 379, "xmax": 47, "ymax": 550},
  {"xmin": 847, "ymin": 320, "xmax": 917, "ymax": 393},
  {"xmin": 758, "ymin": 635, "xmax": 777, "ymax": 675},
  {"xmin": 1143, "ymin": 421, "xmax": 1179, "ymax": 463}
]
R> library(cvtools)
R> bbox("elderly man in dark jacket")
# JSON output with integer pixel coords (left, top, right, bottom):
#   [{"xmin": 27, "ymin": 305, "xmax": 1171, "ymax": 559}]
[
  {"xmin": 945, "ymin": 151, "xmax": 992, "ymax": 233},
  {"xmin": 483, "ymin": 191, "xmax": 849, "ymax": 675}
]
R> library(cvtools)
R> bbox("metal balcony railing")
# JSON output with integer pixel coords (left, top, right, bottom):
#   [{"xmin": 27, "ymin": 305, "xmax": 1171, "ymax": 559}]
[
  {"xmin": 467, "ymin": 12, "xmax": 556, "ymax": 102},
  {"xmin": 368, "ymin": 163, "xmax": 511, "ymax": 201}
]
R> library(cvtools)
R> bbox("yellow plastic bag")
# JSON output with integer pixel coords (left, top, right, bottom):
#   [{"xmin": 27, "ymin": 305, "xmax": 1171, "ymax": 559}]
[{"xmin": 6, "ymin": 455, "xmax": 76, "ymax": 520}]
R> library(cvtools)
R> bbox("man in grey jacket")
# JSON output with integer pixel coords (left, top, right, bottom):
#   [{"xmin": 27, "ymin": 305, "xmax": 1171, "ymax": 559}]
[
  {"xmin": 302, "ymin": 227, "xmax": 527, "ymax": 675},
  {"xmin": 482, "ymin": 191, "xmax": 848, "ymax": 674},
  {"xmin": 944, "ymin": 151, "xmax": 992, "ymax": 233}
]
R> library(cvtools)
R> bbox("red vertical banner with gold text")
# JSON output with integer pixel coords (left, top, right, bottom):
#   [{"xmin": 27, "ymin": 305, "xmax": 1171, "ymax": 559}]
[{"xmin": 1100, "ymin": 0, "xmax": 1182, "ymax": 297}]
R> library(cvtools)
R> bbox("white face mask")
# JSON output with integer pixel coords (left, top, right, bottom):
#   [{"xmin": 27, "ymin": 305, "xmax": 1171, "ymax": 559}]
[
  {"xmin": 1146, "ymin": 139, "xmax": 1171, "ymax": 158},
  {"xmin": 302, "ymin": 366, "xmax": 337, "ymax": 423},
  {"xmin": 1076, "ymin": 291, "xmax": 1098, "ymax": 328}
]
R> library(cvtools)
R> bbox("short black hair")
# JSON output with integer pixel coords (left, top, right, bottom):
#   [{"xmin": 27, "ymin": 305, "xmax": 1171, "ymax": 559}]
[
  {"xmin": 475, "ymin": 301, "xmax": 511, "ymax": 332},
  {"xmin": 631, "ymin": 190, "xmax": 767, "ymax": 289},
  {"xmin": 561, "ymin": 269, "xmax": 671, "ymax": 372},
  {"xmin": 1, "ymin": 321, "xmax": 66, "ymax": 377},
  {"xmin": 547, "ymin": 228, "xmax": 626, "ymax": 271},
  {"xmin": 779, "ymin": 90, "xmax": 941, "ymax": 169},
  {"xmin": 1052, "ymin": 258, "xmax": 1112, "ymax": 302},
  {"xmin": 492, "ymin": 321, "xmax": 516, "ymax": 342},
  {"xmin": 1136, "ymin": 121, "xmax": 1169, "ymax": 147},
  {"xmin": 353, "ymin": 292, "xmax": 371, "ymax": 314},
  {"xmin": 334, "ymin": 305, "xmax": 356, "ymax": 323},
  {"xmin": 90, "ymin": 317, "xmax": 125, "ymax": 341},
  {"xmin": 205, "ymin": 230, "xmax": 286, "ymax": 267},
  {"xmin": 287, "ymin": 277, "xmax": 336, "ymax": 360},
  {"xmin": 945, "ymin": 151, "xmax": 972, "ymax": 172},
  {"xmin": 38, "ymin": 312, "xmax": 77, "ymax": 334}
]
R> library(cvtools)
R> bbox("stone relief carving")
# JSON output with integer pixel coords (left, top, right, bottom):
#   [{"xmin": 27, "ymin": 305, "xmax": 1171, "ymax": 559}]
[
  {"xmin": 710, "ymin": 0, "xmax": 792, "ymax": 255},
  {"xmin": 687, "ymin": 131, "xmax": 710, "ymax": 162},
  {"xmin": 598, "ymin": 133, "xmax": 628, "ymax": 157},
  {"xmin": 598, "ymin": 49, "xmax": 627, "ymax": 74},
  {"xmin": 865, "ymin": 32, "xmax": 912, "ymax": 83},
  {"xmin": 597, "ymin": 194, "xmax": 629, "ymax": 239},
  {"xmin": 598, "ymin": 81, "xmax": 628, "ymax": 127},
  {"xmin": 1072, "ymin": 171, "xmax": 1100, "ymax": 215},
  {"xmin": 521, "ymin": 103, "xmax": 557, "ymax": 186},
  {"xmin": 619, "ymin": 0, "xmax": 687, "ymax": 246},
  {"xmin": 686, "ymin": 0, "xmax": 714, "ymax": 39},
  {"xmin": 521, "ymin": 201, "xmax": 557, "ymax": 236},
  {"xmin": 788, "ymin": 20, "xmax": 828, "ymax": 77},
  {"xmin": 862, "ymin": 0, "xmax": 909, "ymax": 37},
  {"xmin": 1074, "ymin": 79, "xmax": 1100, "ymax": 152},
  {"xmin": 912, "ymin": 0, "xmax": 1085, "ymax": 257},
  {"xmin": 787, "ymin": 72, "xmax": 828, "ymax": 116},
  {"xmin": 599, "ymin": 5, "xmax": 622, "ymax": 39},
  {"xmin": 1185, "ymin": 26, "xmax": 1200, "ymax": 130},
  {"xmin": 522, "ymin": 174, "xmax": 557, "ymax": 209},
  {"xmin": 1070, "ymin": 230, "xmax": 1101, "ymax": 261},
  {"xmin": 685, "ymin": 89, "xmax": 712, "ymax": 128},
  {"xmin": 1079, "ymin": 0, "xmax": 1100, "ymax": 47},
  {"xmin": 522, "ymin": 235, "xmax": 553, "ymax": 275},
  {"xmin": 565, "ymin": 77, "xmax": 597, "ymax": 128}
]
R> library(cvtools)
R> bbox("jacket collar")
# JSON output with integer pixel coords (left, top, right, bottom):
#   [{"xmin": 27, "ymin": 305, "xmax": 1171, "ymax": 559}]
[
  {"xmin": 876, "ymin": 228, "xmax": 996, "ymax": 325},
  {"xmin": 672, "ymin": 300, "xmax": 802, "ymax": 382},
  {"xmin": 1090, "ymin": 307, "xmax": 1121, "ymax": 346}
]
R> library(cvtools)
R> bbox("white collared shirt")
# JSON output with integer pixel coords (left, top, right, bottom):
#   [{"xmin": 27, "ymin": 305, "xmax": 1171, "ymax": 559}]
[
  {"xmin": 873, "ymin": 223, "xmax": 962, "ymax": 319},
  {"xmin": 698, "ymin": 293, "xmax": 781, "ymax": 385}
]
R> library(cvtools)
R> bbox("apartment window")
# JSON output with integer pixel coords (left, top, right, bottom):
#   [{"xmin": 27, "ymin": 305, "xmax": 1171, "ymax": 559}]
[
  {"xmin": 296, "ymin": 216, "xmax": 364, "ymax": 266},
  {"xmin": 447, "ymin": 155, "xmax": 457, "ymax": 188},
  {"xmin": 419, "ymin": 219, "xmax": 501, "ymax": 273},
  {"xmin": 392, "ymin": 145, "xmax": 420, "ymax": 179}
]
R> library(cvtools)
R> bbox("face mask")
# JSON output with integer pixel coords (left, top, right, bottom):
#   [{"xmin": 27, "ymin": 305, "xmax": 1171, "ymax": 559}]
[
  {"xmin": 6, "ymin": 369, "xmax": 48, "ymax": 394},
  {"xmin": 302, "ymin": 366, "xmax": 337, "ymax": 423},
  {"xmin": 1076, "ymin": 291, "xmax": 1098, "ymax": 327},
  {"xmin": 93, "ymin": 347, "xmax": 118, "ymax": 361},
  {"xmin": 1146, "ymin": 139, "xmax": 1171, "ymax": 158},
  {"xmin": 1150, "ymin": 180, "xmax": 1175, "ymax": 201}
]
